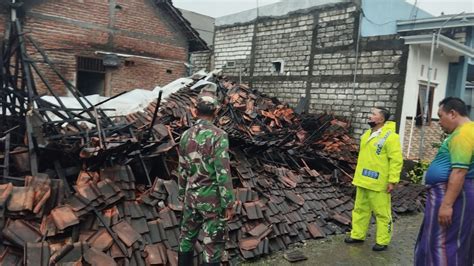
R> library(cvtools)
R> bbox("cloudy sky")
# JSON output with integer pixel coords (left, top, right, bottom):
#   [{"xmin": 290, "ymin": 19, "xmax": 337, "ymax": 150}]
[{"xmin": 173, "ymin": 0, "xmax": 473, "ymax": 18}]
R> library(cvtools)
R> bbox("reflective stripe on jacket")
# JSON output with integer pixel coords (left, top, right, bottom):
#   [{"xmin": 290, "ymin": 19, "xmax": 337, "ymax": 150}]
[{"xmin": 352, "ymin": 121, "xmax": 403, "ymax": 191}]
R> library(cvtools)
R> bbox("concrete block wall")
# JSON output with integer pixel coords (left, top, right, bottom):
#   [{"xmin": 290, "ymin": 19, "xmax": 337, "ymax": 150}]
[
  {"xmin": 213, "ymin": 24, "xmax": 254, "ymax": 77},
  {"xmin": 209, "ymin": 2, "xmax": 410, "ymax": 138},
  {"xmin": 313, "ymin": 49, "xmax": 403, "ymax": 76},
  {"xmin": 310, "ymin": 33, "xmax": 407, "ymax": 136},
  {"xmin": 253, "ymin": 81, "xmax": 306, "ymax": 106},
  {"xmin": 316, "ymin": 6, "xmax": 356, "ymax": 48},
  {"xmin": 309, "ymin": 80, "xmax": 402, "ymax": 136},
  {"xmin": 253, "ymin": 15, "xmax": 314, "ymax": 76},
  {"xmin": 190, "ymin": 51, "xmax": 212, "ymax": 72}
]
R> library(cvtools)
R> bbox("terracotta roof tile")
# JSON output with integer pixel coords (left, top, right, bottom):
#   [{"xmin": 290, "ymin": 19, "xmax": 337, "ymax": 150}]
[
  {"xmin": 50, "ymin": 205, "xmax": 80, "ymax": 230},
  {"xmin": 2, "ymin": 219, "xmax": 42, "ymax": 247},
  {"xmin": 112, "ymin": 221, "xmax": 141, "ymax": 247}
]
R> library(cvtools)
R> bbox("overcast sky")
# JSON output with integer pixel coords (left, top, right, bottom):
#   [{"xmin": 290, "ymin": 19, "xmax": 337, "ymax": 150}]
[{"xmin": 173, "ymin": 0, "xmax": 474, "ymax": 18}]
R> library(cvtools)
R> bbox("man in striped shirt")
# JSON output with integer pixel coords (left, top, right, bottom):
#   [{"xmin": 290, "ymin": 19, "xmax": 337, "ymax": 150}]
[{"xmin": 415, "ymin": 97, "xmax": 474, "ymax": 265}]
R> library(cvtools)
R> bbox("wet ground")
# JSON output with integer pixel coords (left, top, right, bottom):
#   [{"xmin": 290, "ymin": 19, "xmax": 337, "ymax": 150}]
[{"xmin": 242, "ymin": 213, "xmax": 423, "ymax": 266}]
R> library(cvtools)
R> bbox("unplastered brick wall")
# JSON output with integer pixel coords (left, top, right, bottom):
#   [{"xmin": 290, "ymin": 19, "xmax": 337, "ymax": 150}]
[
  {"xmin": 1, "ymin": 0, "xmax": 189, "ymax": 96},
  {"xmin": 27, "ymin": 49, "xmax": 186, "ymax": 97},
  {"xmin": 190, "ymin": 51, "xmax": 212, "ymax": 72},
  {"xmin": 214, "ymin": 24, "xmax": 254, "ymax": 77},
  {"xmin": 310, "ymin": 81, "xmax": 401, "ymax": 136},
  {"xmin": 403, "ymin": 119, "xmax": 444, "ymax": 161},
  {"xmin": 253, "ymin": 81, "xmax": 306, "ymax": 106},
  {"xmin": 0, "ymin": 10, "xmax": 6, "ymax": 40},
  {"xmin": 316, "ymin": 6, "xmax": 356, "ymax": 48},
  {"xmin": 253, "ymin": 14, "xmax": 314, "ymax": 76},
  {"xmin": 313, "ymin": 49, "xmax": 403, "ymax": 76},
  {"xmin": 24, "ymin": 16, "xmax": 104, "ymax": 95},
  {"xmin": 109, "ymin": 57, "xmax": 186, "ymax": 95},
  {"xmin": 212, "ymin": 3, "xmax": 408, "ymax": 139},
  {"xmin": 310, "ymin": 4, "xmax": 406, "ymax": 137},
  {"xmin": 310, "ymin": 35, "xmax": 407, "ymax": 137}
]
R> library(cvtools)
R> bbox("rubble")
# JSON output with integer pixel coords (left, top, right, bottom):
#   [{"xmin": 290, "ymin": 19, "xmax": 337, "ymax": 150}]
[
  {"xmin": 391, "ymin": 180, "xmax": 426, "ymax": 213},
  {"xmin": 0, "ymin": 76, "xmax": 426, "ymax": 264},
  {"xmin": 0, "ymin": 12, "xmax": 426, "ymax": 266}
]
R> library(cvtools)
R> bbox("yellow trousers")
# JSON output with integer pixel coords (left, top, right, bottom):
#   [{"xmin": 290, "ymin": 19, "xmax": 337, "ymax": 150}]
[{"xmin": 350, "ymin": 186, "xmax": 393, "ymax": 245}]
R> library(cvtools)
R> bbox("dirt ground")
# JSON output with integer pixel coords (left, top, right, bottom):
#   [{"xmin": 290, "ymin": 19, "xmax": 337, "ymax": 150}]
[{"xmin": 241, "ymin": 213, "xmax": 423, "ymax": 266}]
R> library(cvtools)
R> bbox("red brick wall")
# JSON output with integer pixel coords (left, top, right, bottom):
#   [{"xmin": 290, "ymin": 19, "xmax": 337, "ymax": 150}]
[
  {"xmin": 109, "ymin": 58, "xmax": 186, "ymax": 95},
  {"xmin": 0, "ymin": 10, "xmax": 6, "ymax": 40},
  {"xmin": 115, "ymin": 0, "xmax": 176, "ymax": 41},
  {"xmin": 25, "ymin": 17, "xmax": 100, "ymax": 95},
  {"xmin": 0, "ymin": 0, "xmax": 189, "ymax": 96},
  {"xmin": 403, "ymin": 118, "xmax": 444, "ymax": 161}
]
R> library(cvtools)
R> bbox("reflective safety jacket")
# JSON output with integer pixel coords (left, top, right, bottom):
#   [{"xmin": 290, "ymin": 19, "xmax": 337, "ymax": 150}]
[{"xmin": 352, "ymin": 121, "xmax": 403, "ymax": 191}]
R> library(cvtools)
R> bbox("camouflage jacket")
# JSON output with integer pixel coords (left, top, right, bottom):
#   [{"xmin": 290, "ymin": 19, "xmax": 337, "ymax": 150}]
[{"xmin": 178, "ymin": 119, "xmax": 234, "ymax": 212}]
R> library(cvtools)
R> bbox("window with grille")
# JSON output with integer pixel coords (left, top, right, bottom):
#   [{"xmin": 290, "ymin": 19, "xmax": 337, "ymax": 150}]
[
  {"xmin": 76, "ymin": 56, "xmax": 106, "ymax": 95},
  {"xmin": 77, "ymin": 56, "xmax": 105, "ymax": 73}
]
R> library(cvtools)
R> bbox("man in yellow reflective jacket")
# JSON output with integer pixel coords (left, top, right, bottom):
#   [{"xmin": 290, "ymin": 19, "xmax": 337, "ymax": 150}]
[{"xmin": 344, "ymin": 107, "xmax": 403, "ymax": 251}]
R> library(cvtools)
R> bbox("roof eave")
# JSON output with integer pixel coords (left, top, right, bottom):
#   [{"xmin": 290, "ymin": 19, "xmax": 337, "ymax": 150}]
[
  {"xmin": 397, "ymin": 14, "xmax": 474, "ymax": 33},
  {"xmin": 401, "ymin": 34, "xmax": 474, "ymax": 58},
  {"xmin": 156, "ymin": 0, "xmax": 209, "ymax": 52}
]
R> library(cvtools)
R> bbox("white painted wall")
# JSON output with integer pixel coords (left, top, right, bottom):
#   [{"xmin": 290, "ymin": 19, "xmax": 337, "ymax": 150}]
[{"xmin": 399, "ymin": 44, "xmax": 457, "ymax": 150}]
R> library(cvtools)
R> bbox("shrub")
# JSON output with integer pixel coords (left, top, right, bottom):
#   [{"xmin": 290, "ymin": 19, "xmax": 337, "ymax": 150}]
[{"xmin": 407, "ymin": 161, "xmax": 429, "ymax": 184}]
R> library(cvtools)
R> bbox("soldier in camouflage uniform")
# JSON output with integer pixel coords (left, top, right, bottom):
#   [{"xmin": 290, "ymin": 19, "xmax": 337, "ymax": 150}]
[{"xmin": 177, "ymin": 89, "xmax": 235, "ymax": 266}]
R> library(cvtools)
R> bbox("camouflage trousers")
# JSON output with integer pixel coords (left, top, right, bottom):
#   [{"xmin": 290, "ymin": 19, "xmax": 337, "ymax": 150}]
[{"xmin": 179, "ymin": 205, "xmax": 227, "ymax": 263}]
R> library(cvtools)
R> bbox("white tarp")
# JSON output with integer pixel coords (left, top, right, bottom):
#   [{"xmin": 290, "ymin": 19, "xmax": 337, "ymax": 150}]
[{"xmin": 40, "ymin": 77, "xmax": 194, "ymax": 121}]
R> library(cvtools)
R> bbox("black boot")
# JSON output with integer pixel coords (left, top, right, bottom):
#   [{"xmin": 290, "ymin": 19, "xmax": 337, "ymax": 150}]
[
  {"xmin": 178, "ymin": 251, "xmax": 194, "ymax": 266},
  {"xmin": 344, "ymin": 236, "xmax": 364, "ymax": 244},
  {"xmin": 372, "ymin": 244, "xmax": 388, "ymax": 251}
]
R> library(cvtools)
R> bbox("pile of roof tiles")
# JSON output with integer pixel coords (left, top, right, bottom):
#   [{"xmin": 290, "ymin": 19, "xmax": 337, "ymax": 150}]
[
  {"xmin": 0, "ymin": 162, "xmax": 353, "ymax": 265},
  {"xmin": 391, "ymin": 180, "xmax": 426, "ymax": 213},
  {"xmin": 126, "ymin": 83, "xmax": 359, "ymax": 178},
  {"xmin": 215, "ymin": 149, "xmax": 353, "ymax": 261},
  {"xmin": 0, "ymin": 77, "xmax": 426, "ymax": 265},
  {"xmin": 0, "ymin": 165, "xmax": 179, "ymax": 265}
]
